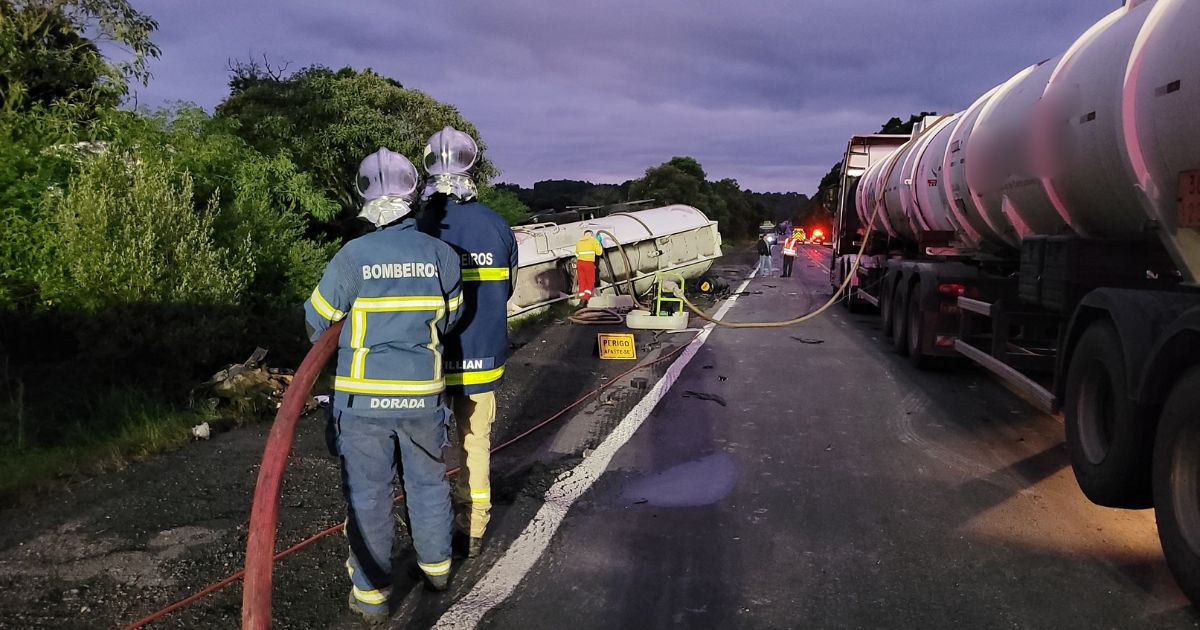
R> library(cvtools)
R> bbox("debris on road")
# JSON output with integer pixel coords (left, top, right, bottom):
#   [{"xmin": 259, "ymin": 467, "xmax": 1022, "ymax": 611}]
[
  {"xmin": 194, "ymin": 348, "xmax": 313, "ymax": 418},
  {"xmin": 790, "ymin": 336, "xmax": 825, "ymax": 345},
  {"xmin": 683, "ymin": 390, "xmax": 728, "ymax": 406}
]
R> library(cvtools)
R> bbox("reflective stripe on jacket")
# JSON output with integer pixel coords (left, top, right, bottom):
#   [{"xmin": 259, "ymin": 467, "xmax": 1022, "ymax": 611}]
[
  {"xmin": 304, "ymin": 219, "xmax": 463, "ymax": 416},
  {"xmin": 782, "ymin": 237, "xmax": 800, "ymax": 256},
  {"xmin": 575, "ymin": 235, "xmax": 604, "ymax": 262},
  {"xmin": 417, "ymin": 198, "xmax": 518, "ymax": 394}
]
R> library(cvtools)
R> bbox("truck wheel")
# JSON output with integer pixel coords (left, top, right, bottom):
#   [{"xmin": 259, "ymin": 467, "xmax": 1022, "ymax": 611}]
[
  {"xmin": 906, "ymin": 288, "xmax": 933, "ymax": 369},
  {"xmin": 1064, "ymin": 320, "xmax": 1154, "ymax": 508},
  {"xmin": 891, "ymin": 282, "xmax": 910, "ymax": 355},
  {"xmin": 1153, "ymin": 366, "xmax": 1200, "ymax": 606},
  {"xmin": 879, "ymin": 275, "xmax": 895, "ymax": 338}
]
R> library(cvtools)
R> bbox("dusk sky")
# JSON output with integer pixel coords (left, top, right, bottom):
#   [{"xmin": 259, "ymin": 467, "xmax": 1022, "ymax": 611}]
[{"xmin": 130, "ymin": 1, "xmax": 1111, "ymax": 195}]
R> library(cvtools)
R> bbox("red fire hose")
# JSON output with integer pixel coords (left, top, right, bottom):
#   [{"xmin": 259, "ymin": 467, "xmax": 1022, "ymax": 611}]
[
  {"xmin": 121, "ymin": 326, "xmax": 695, "ymax": 629},
  {"xmin": 241, "ymin": 320, "xmax": 343, "ymax": 630}
]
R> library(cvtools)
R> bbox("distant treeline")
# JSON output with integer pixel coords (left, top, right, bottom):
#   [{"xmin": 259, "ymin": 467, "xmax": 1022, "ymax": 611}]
[{"xmin": 499, "ymin": 157, "xmax": 810, "ymax": 239}]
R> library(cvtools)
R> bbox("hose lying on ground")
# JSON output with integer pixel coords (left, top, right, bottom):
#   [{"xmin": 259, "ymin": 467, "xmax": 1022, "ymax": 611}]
[
  {"xmin": 567, "ymin": 307, "xmax": 626, "ymax": 325},
  {"xmin": 674, "ymin": 198, "xmax": 884, "ymax": 329}
]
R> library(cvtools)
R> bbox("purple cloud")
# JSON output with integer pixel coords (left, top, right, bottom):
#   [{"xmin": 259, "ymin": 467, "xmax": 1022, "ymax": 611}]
[{"xmin": 130, "ymin": 0, "xmax": 1107, "ymax": 193}]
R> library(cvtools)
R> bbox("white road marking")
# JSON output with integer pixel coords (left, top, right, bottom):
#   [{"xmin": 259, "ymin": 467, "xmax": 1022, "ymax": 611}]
[{"xmin": 432, "ymin": 269, "xmax": 757, "ymax": 629}]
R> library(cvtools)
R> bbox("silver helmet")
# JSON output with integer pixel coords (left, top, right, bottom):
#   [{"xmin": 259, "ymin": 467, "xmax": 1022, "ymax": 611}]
[
  {"xmin": 355, "ymin": 147, "xmax": 418, "ymax": 226},
  {"xmin": 422, "ymin": 126, "xmax": 478, "ymax": 176},
  {"xmin": 422, "ymin": 127, "xmax": 480, "ymax": 201}
]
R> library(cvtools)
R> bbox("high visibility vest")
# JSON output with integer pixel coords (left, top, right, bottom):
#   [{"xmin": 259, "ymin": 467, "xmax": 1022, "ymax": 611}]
[
  {"xmin": 576, "ymin": 235, "xmax": 604, "ymax": 262},
  {"xmin": 782, "ymin": 237, "xmax": 800, "ymax": 256}
]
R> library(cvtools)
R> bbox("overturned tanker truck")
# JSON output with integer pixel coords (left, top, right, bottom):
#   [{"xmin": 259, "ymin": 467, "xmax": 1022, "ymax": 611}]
[
  {"xmin": 828, "ymin": 0, "xmax": 1200, "ymax": 604},
  {"xmin": 507, "ymin": 204, "xmax": 723, "ymax": 318}
]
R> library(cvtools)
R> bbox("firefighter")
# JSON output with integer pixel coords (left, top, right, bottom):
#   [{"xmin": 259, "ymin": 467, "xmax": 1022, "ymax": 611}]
[
  {"xmin": 305, "ymin": 148, "xmax": 463, "ymax": 624},
  {"xmin": 781, "ymin": 229, "xmax": 802, "ymax": 278},
  {"xmin": 575, "ymin": 229, "xmax": 604, "ymax": 300},
  {"xmin": 416, "ymin": 127, "xmax": 518, "ymax": 559}
]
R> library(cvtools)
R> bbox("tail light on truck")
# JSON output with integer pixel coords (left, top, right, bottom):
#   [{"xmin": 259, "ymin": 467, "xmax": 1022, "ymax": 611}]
[{"xmin": 938, "ymin": 282, "xmax": 967, "ymax": 297}]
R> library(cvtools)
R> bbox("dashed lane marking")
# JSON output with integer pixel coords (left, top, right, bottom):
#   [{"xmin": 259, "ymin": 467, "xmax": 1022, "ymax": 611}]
[{"xmin": 432, "ymin": 268, "xmax": 758, "ymax": 629}]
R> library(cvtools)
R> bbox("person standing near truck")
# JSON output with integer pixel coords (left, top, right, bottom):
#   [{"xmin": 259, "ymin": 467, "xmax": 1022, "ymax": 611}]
[
  {"xmin": 417, "ymin": 126, "xmax": 518, "ymax": 559},
  {"xmin": 757, "ymin": 233, "xmax": 773, "ymax": 276},
  {"xmin": 306, "ymin": 148, "xmax": 463, "ymax": 624},
  {"xmin": 781, "ymin": 229, "xmax": 802, "ymax": 278},
  {"xmin": 575, "ymin": 229, "xmax": 604, "ymax": 300}
]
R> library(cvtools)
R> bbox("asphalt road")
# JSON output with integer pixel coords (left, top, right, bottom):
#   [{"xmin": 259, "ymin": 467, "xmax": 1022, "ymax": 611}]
[
  {"xmin": 2, "ymin": 245, "xmax": 1197, "ymax": 629},
  {"xmin": 430, "ymin": 244, "xmax": 1199, "ymax": 630}
]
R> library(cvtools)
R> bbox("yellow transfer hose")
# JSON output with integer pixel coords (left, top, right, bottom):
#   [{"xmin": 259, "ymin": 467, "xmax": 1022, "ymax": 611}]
[
  {"xmin": 596, "ymin": 229, "xmax": 642, "ymax": 305},
  {"xmin": 673, "ymin": 121, "xmax": 955, "ymax": 328},
  {"xmin": 674, "ymin": 201, "xmax": 883, "ymax": 328},
  {"xmin": 587, "ymin": 211, "xmax": 882, "ymax": 329}
]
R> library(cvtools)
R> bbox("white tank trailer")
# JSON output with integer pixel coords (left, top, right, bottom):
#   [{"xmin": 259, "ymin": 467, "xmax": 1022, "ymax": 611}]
[
  {"xmin": 828, "ymin": 0, "xmax": 1200, "ymax": 604},
  {"xmin": 508, "ymin": 204, "xmax": 722, "ymax": 318}
]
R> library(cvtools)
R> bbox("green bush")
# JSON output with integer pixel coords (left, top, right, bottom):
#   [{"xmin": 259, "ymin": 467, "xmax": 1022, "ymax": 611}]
[
  {"xmin": 38, "ymin": 151, "xmax": 250, "ymax": 310},
  {"xmin": 478, "ymin": 186, "xmax": 530, "ymax": 225}
]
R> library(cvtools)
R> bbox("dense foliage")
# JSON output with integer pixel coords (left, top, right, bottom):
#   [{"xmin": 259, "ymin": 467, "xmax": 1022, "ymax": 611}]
[
  {"xmin": 218, "ymin": 64, "xmax": 497, "ymax": 218},
  {"xmin": 502, "ymin": 158, "xmax": 809, "ymax": 239},
  {"xmin": 0, "ymin": 2, "xmax": 508, "ymax": 484}
]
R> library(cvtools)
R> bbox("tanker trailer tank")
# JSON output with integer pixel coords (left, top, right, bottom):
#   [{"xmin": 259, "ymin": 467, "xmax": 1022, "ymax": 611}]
[
  {"xmin": 943, "ymin": 84, "xmax": 1007, "ymax": 252},
  {"xmin": 858, "ymin": 148, "xmax": 907, "ymax": 240},
  {"xmin": 1119, "ymin": 0, "xmax": 1200, "ymax": 283},
  {"xmin": 1027, "ymin": 0, "xmax": 1200, "ymax": 282},
  {"xmin": 507, "ymin": 204, "xmax": 722, "ymax": 319},
  {"xmin": 910, "ymin": 114, "xmax": 963, "ymax": 236},
  {"xmin": 880, "ymin": 131, "xmax": 922, "ymax": 243},
  {"xmin": 966, "ymin": 54, "xmax": 1069, "ymax": 242}
]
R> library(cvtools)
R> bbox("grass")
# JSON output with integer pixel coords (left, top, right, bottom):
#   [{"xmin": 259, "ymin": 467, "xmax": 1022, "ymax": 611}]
[
  {"xmin": 508, "ymin": 301, "xmax": 575, "ymax": 332},
  {"xmin": 0, "ymin": 388, "xmax": 219, "ymax": 504}
]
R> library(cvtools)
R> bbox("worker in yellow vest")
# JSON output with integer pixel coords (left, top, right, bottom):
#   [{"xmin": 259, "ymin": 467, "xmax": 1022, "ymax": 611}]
[
  {"xmin": 575, "ymin": 229, "xmax": 604, "ymax": 301},
  {"xmin": 781, "ymin": 229, "xmax": 803, "ymax": 278}
]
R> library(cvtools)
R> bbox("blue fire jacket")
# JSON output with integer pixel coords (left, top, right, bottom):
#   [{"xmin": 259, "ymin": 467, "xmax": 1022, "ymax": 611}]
[
  {"xmin": 304, "ymin": 219, "xmax": 463, "ymax": 417},
  {"xmin": 417, "ymin": 197, "xmax": 518, "ymax": 395}
]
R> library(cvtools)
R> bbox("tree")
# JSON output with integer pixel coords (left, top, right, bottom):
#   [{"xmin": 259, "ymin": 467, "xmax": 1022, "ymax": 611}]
[
  {"xmin": 478, "ymin": 186, "xmax": 529, "ymax": 225},
  {"xmin": 879, "ymin": 112, "xmax": 937, "ymax": 135},
  {"xmin": 0, "ymin": 0, "xmax": 160, "ymax": 114},
  {"xmin": 217, "ymin": 64, "xmax": 496, "ymax": 217},
  {"xmin": 627, "ymin": 156, "xmax": 708, "ymax": 208},
  {"xmin": 111, "ymin": 105, "xmax": 340, "ymax": 305},
  {"xmin": 629, "ymin": 157, "xmax": 779, "ymax": 239}
]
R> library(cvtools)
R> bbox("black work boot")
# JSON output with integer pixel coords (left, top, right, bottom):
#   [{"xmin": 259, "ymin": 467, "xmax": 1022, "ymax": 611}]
[
  {"xmin": 425, "ymin": 571, "xmax": 449, "ymax": 591},
  {"xmin": 453, "ymin": 530, "xmax": 485, "ymax": 558},
  {"xmin": 347, "ymin": 591, "xmax": 389, "ymax": 626}
]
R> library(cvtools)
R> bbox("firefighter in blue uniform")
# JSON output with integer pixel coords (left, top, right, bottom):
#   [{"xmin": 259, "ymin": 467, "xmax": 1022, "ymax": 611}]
[
  {"xmin": 305, "ymin": 148, "xmax": 463, "ymax": 625},
  {"xmin": 417, "ymin": 127, "xmax": 518, "ymax": 558}
]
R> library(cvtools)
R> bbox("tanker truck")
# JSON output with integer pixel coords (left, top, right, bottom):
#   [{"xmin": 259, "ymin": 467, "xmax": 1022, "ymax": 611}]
[
  {"xmin": 507, "ymin": 204, "xmax": 722, "ymax": 318},
  {"xmin": 827, "ymin": 0, "xmax": 1200, "ymax": 603}
]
